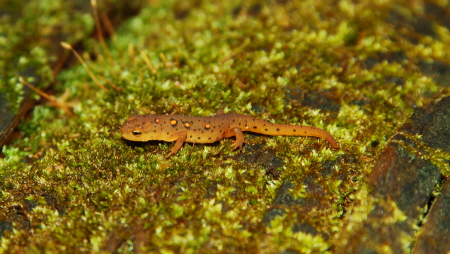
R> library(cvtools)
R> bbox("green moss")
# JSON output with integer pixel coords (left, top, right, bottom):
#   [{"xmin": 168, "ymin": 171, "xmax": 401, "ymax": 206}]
[
  {"xmin": 0, "ymin": 0, "xmax": 95, "ymax": 113},
  {"xmin": 1, "ymin": 0, "xmax": 449, "ymax": 253}
]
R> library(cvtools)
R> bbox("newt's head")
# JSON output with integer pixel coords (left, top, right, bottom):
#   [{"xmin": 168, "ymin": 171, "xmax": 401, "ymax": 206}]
[
  {"xmin": 120, "ymin": 115, "xmax": 149, "ymax": 142},
  {"xmin": 121, "ymin": 114, "xmax": 175, "ymax": 142}
]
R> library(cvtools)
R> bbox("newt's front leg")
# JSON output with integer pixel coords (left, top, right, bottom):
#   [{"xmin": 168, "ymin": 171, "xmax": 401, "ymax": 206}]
[{"xmin": 167, "ymin": 131, "xmax": 187, "ymax": 157}]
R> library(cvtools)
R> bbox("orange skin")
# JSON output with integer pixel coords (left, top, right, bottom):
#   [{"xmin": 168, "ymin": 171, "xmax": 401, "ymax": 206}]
[{"xmin": 120, "ymin": 112, "xmax": 339, "ymax": 157}]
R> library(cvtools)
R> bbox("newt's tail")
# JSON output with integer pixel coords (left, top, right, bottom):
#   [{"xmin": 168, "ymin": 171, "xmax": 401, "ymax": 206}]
[{"xmin": 251, "ymin": 120, "xmax": 339, "ymax": 148}]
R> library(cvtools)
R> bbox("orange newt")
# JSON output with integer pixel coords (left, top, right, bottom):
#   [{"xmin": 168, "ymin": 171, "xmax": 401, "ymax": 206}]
[{"xmin": 120, "ymin": 112, "xmax": 339, "ymax": 157}]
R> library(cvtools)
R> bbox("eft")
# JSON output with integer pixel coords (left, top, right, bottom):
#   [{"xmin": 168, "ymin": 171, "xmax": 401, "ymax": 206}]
[{"xmin": 120, "ymin": 112, "xmax": 339, "ymax": 157}]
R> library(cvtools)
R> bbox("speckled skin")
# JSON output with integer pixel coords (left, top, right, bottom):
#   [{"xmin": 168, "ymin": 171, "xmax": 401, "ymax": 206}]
[{"xmin": 120, "ymin": 112, "xmax": 339, "ymax": 156}]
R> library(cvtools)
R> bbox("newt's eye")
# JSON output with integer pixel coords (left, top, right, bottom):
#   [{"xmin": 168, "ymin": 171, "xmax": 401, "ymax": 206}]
[{"xmin": 132, "ymin": 130, "xmax": 142, "ymax": 136}]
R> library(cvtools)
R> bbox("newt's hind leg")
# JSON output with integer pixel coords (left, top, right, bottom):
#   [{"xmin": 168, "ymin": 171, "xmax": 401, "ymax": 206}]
[{"xmin": 230, "ymin": 128, "xmax": 245, "ymax": 150}]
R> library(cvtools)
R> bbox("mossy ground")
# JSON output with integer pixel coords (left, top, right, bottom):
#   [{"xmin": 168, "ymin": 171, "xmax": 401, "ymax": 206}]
[{"xmin": 1, "ymin": 0, "xmax": 449, "ymax": 253}]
